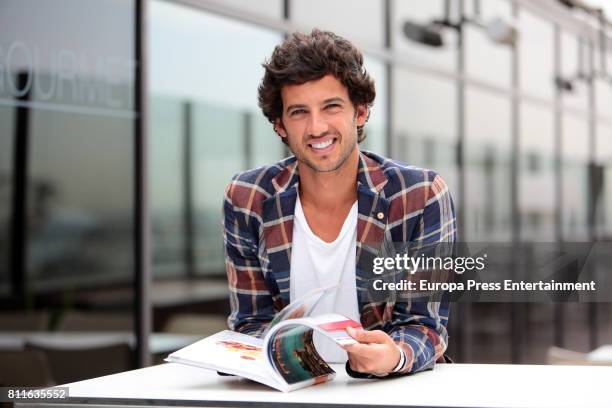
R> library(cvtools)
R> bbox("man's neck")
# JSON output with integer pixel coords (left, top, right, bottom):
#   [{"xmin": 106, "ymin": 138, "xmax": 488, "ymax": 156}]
[{"xmin": 298, "ymin": 147, "xmax": 359, "ymax": 211}]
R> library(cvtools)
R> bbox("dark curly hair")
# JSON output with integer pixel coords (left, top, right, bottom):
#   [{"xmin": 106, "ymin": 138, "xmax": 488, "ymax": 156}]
[{"xmin": 258, "ymin": 29, "xmax": 376, "ymax": 143}]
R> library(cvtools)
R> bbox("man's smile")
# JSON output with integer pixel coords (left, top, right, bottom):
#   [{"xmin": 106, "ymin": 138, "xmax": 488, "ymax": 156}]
[{"xmin": 307, "ymin": 136, "xmax": 338, "ymax": 154}]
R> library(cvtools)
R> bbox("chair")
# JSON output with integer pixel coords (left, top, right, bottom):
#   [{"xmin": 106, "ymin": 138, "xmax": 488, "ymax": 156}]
[
  {"xmin": 24, "ymin": 341, "xmax": 134, "ymax": 384},
  {"xmin": 0, "ymin": 311, "xmax": 48, "ymax": 331},
  {"xmin": 162, "ymin": 313, "xmax": 227, "ymax": 335},
  {"xmin": 0, "ymin": 350, "xmax": 55, "ymax": 387},
  {"xmin": 56, "ymin": 311, "xmax": 133, "ymax": 331}
]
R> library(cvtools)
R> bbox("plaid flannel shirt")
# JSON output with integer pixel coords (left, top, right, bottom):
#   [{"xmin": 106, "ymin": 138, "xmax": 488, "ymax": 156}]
[{"xmin": 223, "ymin": 150, "xmax": 456, "ymax": 375}]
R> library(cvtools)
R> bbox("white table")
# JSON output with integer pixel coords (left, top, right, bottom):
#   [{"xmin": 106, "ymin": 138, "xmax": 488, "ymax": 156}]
[{"xmin": 14, "ymin": 362, "xmax": 612, "ymax": 408}]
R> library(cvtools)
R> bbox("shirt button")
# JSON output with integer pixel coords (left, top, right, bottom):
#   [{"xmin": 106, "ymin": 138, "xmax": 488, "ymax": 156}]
[{"xmin": 376, "ymin": 212, "xmax": 384, "ymax": 220}]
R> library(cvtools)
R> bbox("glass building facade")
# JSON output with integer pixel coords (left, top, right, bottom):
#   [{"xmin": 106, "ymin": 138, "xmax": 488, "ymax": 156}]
[{"xmin": 1, "ymin": 0, "xmax": 612, "ymax": 385}]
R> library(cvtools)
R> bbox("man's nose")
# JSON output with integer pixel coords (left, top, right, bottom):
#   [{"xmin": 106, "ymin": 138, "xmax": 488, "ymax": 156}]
[{"xmin": 307, "ymin": 111, "xmax": 329, "ymax": 137}]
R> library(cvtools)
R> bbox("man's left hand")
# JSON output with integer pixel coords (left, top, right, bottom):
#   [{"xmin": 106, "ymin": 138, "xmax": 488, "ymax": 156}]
[{"xmin": 343, "ymin": 326, "xmax": 401, "ymax": 376}]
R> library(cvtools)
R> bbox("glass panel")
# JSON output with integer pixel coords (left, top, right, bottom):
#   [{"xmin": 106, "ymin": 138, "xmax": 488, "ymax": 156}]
[
  {"xmin": 150, "ymin": 95, "xmax": 185, "ymax": 278},
  {"xmin": 149, "ymin": 1, "xmax": 282, "ymax": 111},
  {"xmin": 518, "ymin": 9, "xmax": 555, "ymax": 101},
  {"xmin": 561, "ymin": 113, "xmax": 589, "ymax": 240},
  {"xmin": 252, "ymin": 112, "xmax": 286, "ymax": 168},
  {"xmin": 291, "ymin": 0, "xmax": 383, "ymax": 48},
  {"xmin": 595, "ymin": 124, "xmax": 612, "ymax": 239},
  {"xmin": 519, "ymin": 103, "xmax": 555, "ymax": 241},
  {"xmin": 392, "ymin": 0, "xmax": 457, "ymax": 70},
  {"xmin": 464, "ymin": 0, "xmax": 513, "ymax": 88},
  {"xmin": 595, "ymin": 77, "xmax": 612, "ymax": 119},
  {"xmin": 360, "ymin": 56, "xmax": 387, "ymax": 156},
  {"xmin": 220, "ymin": 0, "xmax": 283, "ymax": 20},
  {"xmin": 0, "ymin": 107, "xmax": 12, "ymax": 297},
  {"xmin": 149, "ymin": 1, "xmax": 285, "ymax": 278},
  {"xmin": 392, "ymin": 68, "xmax": 458, "ymax": 200},
  {"xmin": 464, "ymin": 88, "xmax": 512, "ymax": 241},
  {"xmin": 28, "ymin": 112, "xmax": 134, "ymax": 289},
  {"xmin": 0, "ymin": 0, "xmax": 137, "ymax": 386},
  {"xmin": 192, "ymin": 103, "xmax": 243, "ymax": 275},
  {"xmin": 560, "ymin": 32, "xmax": 588, "ymax": 112}
]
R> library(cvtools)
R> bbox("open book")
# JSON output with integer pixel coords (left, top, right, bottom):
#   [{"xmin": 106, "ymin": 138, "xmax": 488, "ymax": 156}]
[{"xmin": 166, "ymin": 286, "xmax": 362, "ymax": 392}]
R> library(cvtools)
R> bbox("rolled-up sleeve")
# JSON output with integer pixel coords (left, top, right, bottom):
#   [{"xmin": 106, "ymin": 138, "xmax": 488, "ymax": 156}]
[{"xmin": 390, "ymin": 173, "xmax": 456, "ymax": 374}]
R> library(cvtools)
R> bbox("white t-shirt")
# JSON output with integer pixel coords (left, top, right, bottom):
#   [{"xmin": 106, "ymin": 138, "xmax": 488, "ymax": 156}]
[{"xmin": 289, "ymin": 194, "xmax": 360, "ymax": 363}]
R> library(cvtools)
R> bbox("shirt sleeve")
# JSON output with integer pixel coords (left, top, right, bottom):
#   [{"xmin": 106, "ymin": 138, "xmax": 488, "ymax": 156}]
[
  {"xmin": 389, "ymin": 172, "xmax": 456, "ymax": 375},
  {"xmin": 223, "ymin": 181, "xmax": 276, "ymax": 338}
]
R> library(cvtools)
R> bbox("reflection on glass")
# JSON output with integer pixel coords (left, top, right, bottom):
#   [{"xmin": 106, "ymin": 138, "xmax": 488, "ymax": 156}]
[
  {"xmin": 360, "ymin": 56, "xmax": 387, "ymax": 156},
  {"xmin": 150, "ymin": 95, "xmax": 185, "ymax": 278},
  {"xmin": 519, "ymin": 103, "xmax": 555, "ymax": 241},
  {"xmin": 0, "ymin": 107, "xmax": 12, "ymax": 296},
  {"xmin": 595, "ymin": 76, "xmax": 612, "ymax": 119},
  {"xmin": 465, "ymin": 88, "xmax": 512, "ymax": 242},
  {"xmin": 596, "ymin": 125, "xmax": 612, "ymax": 239},
  {"xmin": 392, "ymin": 68, "xmax": 458, "ymax": 201},
  {"xmin": 518, "ymin": 10, "xmax": 554, "ymax": 101},
  {"xmin": 28, "ymin": 111, "xmax": 134, "ymax": 289},
  {"xmin": 148, "ymin": 1, "xmax": 281, "ymax": 111},
  {"xmin": 561, "ymin": 114, "xmax": 589, "ymax": 241},
  {"xmin": 219, "ymin": 0, "xmax": 282, "ymax": 19},
  {"xmin": 292, "ymin": 0, "xmax": 383, "ymax": 48},
  {"xmin": 149, "ymin": 1, "xmax": 285, "ymax": 277},
  {"xmin": 465, "ymin": 0, "xmax": 512, "ymax": 88},
  {"xmin": 0, "ymin": 0, "xmax": 136, "ymax": 294},
  {"xmin": 0, "ymin": 0, "xmax": 137, "ymax": 386},
  {"xmin": 251, "ymin": 112, "xmax": 285, "ymax": 169},
  {"xmin": 560, "ymin": 32, "xmax": 588, "ymax": 112},
  {"xmin": 392, "ymin": 0, "xmax": 458, "ymax": 70},
  {"xmin": 193, "ymin": 103, "xmax": 243, "ymax": 274}
]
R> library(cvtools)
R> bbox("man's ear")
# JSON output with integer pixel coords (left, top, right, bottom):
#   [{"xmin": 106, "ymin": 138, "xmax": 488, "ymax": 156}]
[
  {"xmin": 274, "ymin": 118, "xmax": 287, "ymax": 139},
  {"xmin": 355, "ymin": 104, "xmax": 369, "ymax": 127}
]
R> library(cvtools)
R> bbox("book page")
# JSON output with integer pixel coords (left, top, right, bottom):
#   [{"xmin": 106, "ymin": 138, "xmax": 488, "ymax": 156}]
[
  {"xmin": 267, "ymin": 324, "xmax": 335, "ymax": 389},
  {"xmin": 165, "ymin": 330, "xmax": 284, "ymax": 391},
  {"xmin": 305, "ymin": 313, "xmax": 363, "ymax": 346},
  {"xmin": 263, "ymin": 284, "xmax": 339, "ymax": 335}
]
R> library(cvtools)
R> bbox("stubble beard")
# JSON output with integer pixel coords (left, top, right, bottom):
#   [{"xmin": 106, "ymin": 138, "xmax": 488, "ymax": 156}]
[{"xmin": 289, "ymin": 132, "xmax": 357, "ymax": 173}]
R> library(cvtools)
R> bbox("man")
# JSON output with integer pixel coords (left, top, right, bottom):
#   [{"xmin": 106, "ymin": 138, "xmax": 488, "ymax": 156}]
[{"xmin": 223, "ymin": 29, "xmax": 455, "ymax": 378}]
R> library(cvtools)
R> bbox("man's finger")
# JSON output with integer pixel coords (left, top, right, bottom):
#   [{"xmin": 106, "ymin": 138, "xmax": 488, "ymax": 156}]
[
  {"xmin": 343, "ymin": 342, "xmax": 370, "ymax": 356},
  {"xmin": 347, "ymin": 327, "xmax": 390, "ymax": 344}
]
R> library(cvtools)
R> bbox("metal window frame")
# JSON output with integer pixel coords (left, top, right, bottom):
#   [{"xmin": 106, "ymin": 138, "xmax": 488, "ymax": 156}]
[{"xmin": 135, "ymin": 0, "xmax": 151, "ymax": 367}]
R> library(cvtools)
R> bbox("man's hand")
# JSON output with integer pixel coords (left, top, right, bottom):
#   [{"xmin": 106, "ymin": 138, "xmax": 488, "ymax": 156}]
[{"xmin": 343, "ymin": 326, "xmax": 401, "ymax": 376}]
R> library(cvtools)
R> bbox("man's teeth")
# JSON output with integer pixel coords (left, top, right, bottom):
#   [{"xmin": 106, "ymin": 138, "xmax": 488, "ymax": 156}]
[{"xmin": 311, "ymin": 139, "xmax": 333, "ymax": 149}]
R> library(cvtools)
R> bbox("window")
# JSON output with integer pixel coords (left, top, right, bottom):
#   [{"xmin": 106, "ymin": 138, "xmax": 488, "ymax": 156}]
[
  {"xmin": 149, "ymin": 1, "xmax": 284, "ymax": 276},
  {"xmin": 518, "ymin": 10, "xmax": 555, "ymax": 101},
  {"xmin": 292, "ymin": 0, "xmax": 384, "ymax": 48},
  {"xmin": 0, "ymin": 107, "xmax": 13, "ymax": 296},
  {"xmin": 561, "ymin": 113, "xmax": 589, "ymax": 241},
  {"xmin": 360, "ymin": 56, "xmax": 387, "ymax": 156},
  {"xmin": 464, "ymin": 88, "xmax": 512, "ymax": 241},
  {"xmin": 392, "ymin": 0, "xmax": 458, "ymax": 70},
  {"xmin": 392, "ymin": 68, "xmax": 458, "ymax": 199},
  {"xmin": 520, "ymin": 103, "xmax": 555, "ymax": 241},
  {"xmin": 465, "ymin": 0, "xmax": 513, "ymax": 88}
]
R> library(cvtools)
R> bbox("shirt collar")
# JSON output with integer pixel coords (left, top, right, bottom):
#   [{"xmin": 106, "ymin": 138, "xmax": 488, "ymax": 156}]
[{"xmin": 270, "ymin": 150, "xmax": 388, "ymax": 195}]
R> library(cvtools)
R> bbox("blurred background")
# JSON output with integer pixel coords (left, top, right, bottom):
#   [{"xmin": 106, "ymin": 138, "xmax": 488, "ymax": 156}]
[{"xmin": 1, "ymin": 0, "xmax": 612, "ymax": 386}]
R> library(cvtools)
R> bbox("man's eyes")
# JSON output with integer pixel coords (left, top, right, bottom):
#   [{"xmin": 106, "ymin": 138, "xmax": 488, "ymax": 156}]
[{"xmin": 288, "ymin": 104, "xmax": 342, "ymax": 117}]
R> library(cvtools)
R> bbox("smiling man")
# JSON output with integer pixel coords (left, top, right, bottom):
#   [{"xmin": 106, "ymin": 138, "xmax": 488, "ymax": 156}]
[{"xmin": 223, "ymin": 29, "xmax": 456, "ymax": 377}]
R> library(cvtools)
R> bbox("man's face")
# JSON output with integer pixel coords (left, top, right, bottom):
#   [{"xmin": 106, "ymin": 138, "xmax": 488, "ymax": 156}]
[{"xmin": 275, "ymin": 74, "xmax": 368, "ymax": 173}]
